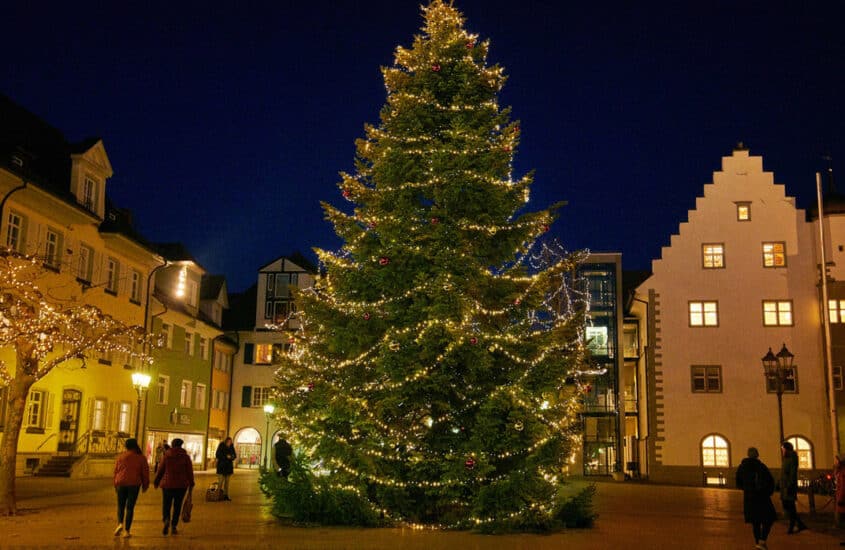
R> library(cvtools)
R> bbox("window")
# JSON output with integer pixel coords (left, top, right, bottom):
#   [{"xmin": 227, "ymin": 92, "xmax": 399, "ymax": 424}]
[
  {"xmin": 215, "ymin": 390, "xmax": 229, "ymax": 410},
  {"xmin": 160, "ymin": 323, "xmax": 173, "ymax": 349},
  {"xmin": 763, "ymin": 300, "xmax": 793, "ymax": 326},
  {"xmin": 689, "ymin": 301, "xmax": 718, "ymax": 327},
  {"xmin": 187, "ymin": 280, "xmax": 198, "ymax": 307},
  {"xmin": 691, "ymin": 366, "xmax": 722, "ymax": 393},
  {"xmin": 105, "ymin": 257, "xmax": 119, "ymax": 294},
  {"xmin": 835, "ymin": 366, "xmax": 843, "ymax": 391},
  {"xmin": 701, "ymin": 434, "xmax": 730, "ymax": 467},
  {"xmin": 157, "ymin": 375, "xmax": 170, "ymax": 405},
  {"xmin": 199, "ymin": 337, "xmax": 208, "ymax": 360},
  {"xmin": 195, "ymin": 384, "xmax": 206, "ymax": 410},
  {"xmin": 6, "ymin": 211, "xmax": 24, "ymax": 251},
  {"xmin": 762, "ymin": 242, "xmax": 786, "ymax": 267},
  {"xmin": 785, "ymin": 436, "xmax": 814, "ymax": 470},
  {"xmin": 184, "ymin": 331, "xmax": 194, "ymax": 355},
  {"xmin": 26, "ymin": 389, "xmax": 45, "ymax": 428},
  {"xmin": 44, "ymin": 228, "xmax": 60, "ymax": 268},
  {"xmin": 829, "ymin": 300, "xmax": 845, "ymax": 323},
  {"xmin": 736, "ymin": 202, "xmax": 751, "ymax": 221},
  {"xmin": 92, "ymin": 398, "xmax": 107, "ymax": 430},
  {"xmin": 82, "ymin": 176, "xmax": 97, "ymax": 211},
  {"xmin": 118, "ymin": 402, "xmax": 132, "ymax": 434},
  {"xmin": 255, "ymin": 344, "xmax": 274, "ymax": 364},
  {"xmin": 252, "ymin": 386, "xmax": 271, "ymax": 407},
  {"xmin": 702, "ymin": 243, "xmax": 725, "ymax": 269},
  {"xmin": 766, "ymin": 366, "xmax": 798, "ymax": 393},
  {"xmin": 180, "ymin": 380, "xmax": 192, "ymax": 407},
  {"xmin": 129, "ymin": 269, "xmax": 141, "ymax": 303},
  {"xmin": 77, "ymin": 244, "xmax": 93, "ymax": 282}
]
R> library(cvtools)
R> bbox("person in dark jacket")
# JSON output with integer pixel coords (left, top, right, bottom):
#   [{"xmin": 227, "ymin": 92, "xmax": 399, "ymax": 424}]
[
  {"xmin": 274, "ymin": 437, "xmax": 293, "ymax": 478},
  {"xmin": 215, "ymin": 437, "xmax": 236, "ymax": 500},
  {"xmin": 779, "ymin": 441, "xmax": 807, "ymax": 534},
  {"xmin": 736, "ymin": 447, "xmax": 777, "ymax": 550},
  {"xmin": 113, "ymin": 438, "xmax": 149, "ymax": 538},
  {"xmin": 153, "ymin": 438, "xmax": 194, "ymax": 535}
]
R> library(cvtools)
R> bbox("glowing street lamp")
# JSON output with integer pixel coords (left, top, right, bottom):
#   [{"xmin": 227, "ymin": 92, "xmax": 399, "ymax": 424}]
[
  {"xmin": 762, "ymin": 343, "xmax": 794, "ymax": 448},
  {"xmin": 263, "ymin": 403, "xmax": 275, "ymax": 468},
  {"xmin": 131, "ymin": 371, "xmax": 152, "ymax": 439}
]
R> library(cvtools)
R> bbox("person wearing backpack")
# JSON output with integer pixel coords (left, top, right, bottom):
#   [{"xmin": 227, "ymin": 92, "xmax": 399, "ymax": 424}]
[{"xmin": 736, "ymin": 447, "xmax": 777, "ymax": 550}]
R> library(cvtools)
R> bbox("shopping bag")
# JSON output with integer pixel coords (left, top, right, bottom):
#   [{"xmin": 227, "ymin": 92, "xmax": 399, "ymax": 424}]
[
  {"xmin": 205, "ymin": 481, "xmax": 222, "ymax": 502},
  {"xmin": 181, "ymin": 489, "xmax": 193, "ymax": 523}
]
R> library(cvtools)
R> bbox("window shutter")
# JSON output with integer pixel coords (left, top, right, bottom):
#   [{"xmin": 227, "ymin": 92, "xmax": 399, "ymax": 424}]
[
  {"xmin": 108, "ymin": 401, "xmax": 118, "ymax": 432},
  {"xmin": 244, "ymin": 343, "xmax": 254, "ymax": 364},
  {"xmin": 44, "ymin": 392, "xmax": 55, "ymax": 429},
  {"xmin": 241, "ymin": 386, "xmax": 252, "ymax": 408}
]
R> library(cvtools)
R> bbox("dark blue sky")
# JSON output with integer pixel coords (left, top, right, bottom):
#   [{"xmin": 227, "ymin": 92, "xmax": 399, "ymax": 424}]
[{"xmin": 5, "ymin": 1, "xmax": 844, "ymax": 291}]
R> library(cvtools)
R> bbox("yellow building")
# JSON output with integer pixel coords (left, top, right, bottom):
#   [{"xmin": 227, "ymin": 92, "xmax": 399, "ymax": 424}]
[{"xmin": 0, "ymin": 94, "xmax": 163, "ymax": 476}]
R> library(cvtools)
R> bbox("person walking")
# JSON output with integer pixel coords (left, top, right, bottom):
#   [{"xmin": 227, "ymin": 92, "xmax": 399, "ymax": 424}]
[
  {"xmin": 215, "ymin": 437, "xmax": 236, "ymax": 501},
  {"xmin": 274, "ymin": 436, "xmax": 292, "ymax": 478},
  {"xmin": 736, "ymin": 447, "xmax": 777, "ymax": 550},
  {"xmin": 779, "ymin": 440, "xmax": 807, "ymax": 534},
  {"xmin": 113, "ymin": 438, "xmax": 149, "ymax": 538},
  {"xmin": 154, "ymin": 440, "xmax": 169, "ymax": 473},
  {"xmin": 154, "ymin": 438, "xmax": 194, "ymax": 535}
]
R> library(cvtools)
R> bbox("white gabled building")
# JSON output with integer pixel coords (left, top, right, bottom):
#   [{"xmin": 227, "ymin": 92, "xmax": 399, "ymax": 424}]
[{"xmin": 635, "ymin": 146, "xmax": 834, "ymax": 485}]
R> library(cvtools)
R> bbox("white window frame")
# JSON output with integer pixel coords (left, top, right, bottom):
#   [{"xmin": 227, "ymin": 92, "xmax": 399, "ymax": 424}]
[
  {"xmin": 44, "ymin": 228, "xmax": 60, "ymax": 268},
  {"xmin": 92, "ymin": 398, "xmax": 107, "ymax": 431},
  {"xmin": 6, "ymin": 211, "xmax": 23, "ymax": 251},
  {"xmin": 130, "ymin": 269, "xmax": 141, "ymax": 302},
  {"xmin": 25, "ymin": 389, "xmax": 45, "ymax": 428},
  {"xmin": 195, "ymin": 384, "xmax": 206, "ymax": 410},
  {"xmin": 252, "ymin": 386, "xmax": 271, "ymax": 407},
  {"xmin": 118, "ymin": 401, "xmax": 132, "ymax": 434},
  {"xmin": 82, "ymin": 176, "xmax": 97, "ymax": 211},
  {"xmin": 160, "ymin": 323, "xmax": 173, "ymax": 349},
  {"xmin": 105, "ymin": 257, "xmax": 119, "ymax": 294},
  {"xmin": 762, "ymin": 241, "xmax": 786, "ymax": 268},
  {"xmin": 184, "ymin": 331, "xmax": 194, "ymax": 356},
  {"xmin": 701, "ymin": 434, "xmax": 730, "ymax": 468},
  {"xmin": 763, "ymin": 300, "xmax": 793, "ymax": 326},
  {"xmin": 157, "ymin": 375, "xmax": 170, "ymax": 405},
  {"xmin": 199, "ymin": 337, "xmax": 208, "ymax": 360},
  {"xmin": 180, "ymin": 380, "xmax": 192, "ymax": 408},
  {"xmin": 77, "ymin": 244, "xmax": 93, "ymax": 282},
  {"xmin": 689, "ymin": 301, "xmax": 718, "ymax": 327},
  {"xmin": 186, "ymin": 279, "xmax": 198, "ymax": 307}
]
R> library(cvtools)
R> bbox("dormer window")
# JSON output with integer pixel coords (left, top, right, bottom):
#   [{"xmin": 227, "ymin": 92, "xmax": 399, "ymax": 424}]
[{"xmin": 82, "ymin": 176, "xmax": 98, "ymax": 212}]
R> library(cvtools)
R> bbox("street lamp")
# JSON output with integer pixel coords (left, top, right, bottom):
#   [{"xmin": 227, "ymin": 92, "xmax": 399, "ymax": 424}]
[
  {"xmin": 761, "ymin": 343, "xmax": 794, "ymax": 447},
  {"xmin": 131, "ymin": 371, "xmax": 152, "ymax": 439},
  {"xmin": 263, "ymin": 403, "xmax": 275, "ymax": 468}
]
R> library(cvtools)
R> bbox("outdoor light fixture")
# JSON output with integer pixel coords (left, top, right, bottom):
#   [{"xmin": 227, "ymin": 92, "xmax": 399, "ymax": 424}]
[
  {"xmin": 131, "ymin": 371, "xmax": 152, "ymax": 439},
  {"xmin": 762, "ymin": 343, "xmax": 794, "ymax": 447},
  {"xmin": 263, "ymin": 403, "xmax": 276, "ymax": 468}
]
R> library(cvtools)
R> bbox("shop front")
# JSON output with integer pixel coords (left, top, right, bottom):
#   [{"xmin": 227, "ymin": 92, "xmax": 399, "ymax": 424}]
[{"xmin": 145, "ymin": 430, "xmax": 206, "ymax": 469}]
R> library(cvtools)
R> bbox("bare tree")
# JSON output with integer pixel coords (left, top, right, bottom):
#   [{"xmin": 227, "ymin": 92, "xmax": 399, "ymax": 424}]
[{"xmin": 0, "ymin": 250, "xmax": 151, "ymax": 515}]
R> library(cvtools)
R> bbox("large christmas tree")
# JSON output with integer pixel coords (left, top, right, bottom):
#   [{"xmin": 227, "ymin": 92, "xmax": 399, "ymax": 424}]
[{"xmin": 271, "ymin": 0, "xmax": 592, "ymax": 530}]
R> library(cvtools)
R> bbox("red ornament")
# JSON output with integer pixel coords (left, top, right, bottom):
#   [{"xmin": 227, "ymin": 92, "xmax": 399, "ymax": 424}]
[
  {"xmin": 379, "ymin": 257, "xmax": 390, "ymax": 266},
  {"xmin": 503, "ymin": 145, "xmax": 512, "ymax": 152},
  {"xmin": 513, "ymin": 126, "xmax": 520, "ymax": 135},
  {"xmin": 307, "ymin": 382, "xmax": 315, "ymax": 391},
  {"xmin": 288, "ymin": 336, "xmax": 296, "ymax": 344},
  {"xmin": 363, "ymin": 312, "xmax": 371, "ymax": 321},
  {"xmin": 514, "ymin": 298, "xmax": 521, "ymax": 306},
  {"xmin": 465, "ymin": 457, "xmax": 475, "ymax": 470},
  {"xmin": 431, "ymin": 217, "xmax": 439, "ymax": 225},
  {"xmin": 469, "ymin": 337, "xmax": 478, "ymax": 345},
  {"xmin": 342, "ymin": 189, "xmax": 351, "ymax": 198},
  {"xmin": 431, "ymin": 63, "xmax": 441, "ymax": 72},
  {"xmin": 368, "ymin": 221, "xmax": 376, "ymax": 229},
  {"xmin": 584, "ymin": 384, "xmax": 593, "ymax": 394},
  {"xmin": 466, "ymin": 41, "xmax": 475, "ymax": 49},
  {"xmin": 542, "ymin": 224, "xmax": 550, "ymax": 233}
]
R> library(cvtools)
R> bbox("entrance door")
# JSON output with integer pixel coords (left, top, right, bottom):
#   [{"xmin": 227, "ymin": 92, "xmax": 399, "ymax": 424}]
[{"xmin": 57, "ymin": 389, "xmax": 82, "ymax": 453}]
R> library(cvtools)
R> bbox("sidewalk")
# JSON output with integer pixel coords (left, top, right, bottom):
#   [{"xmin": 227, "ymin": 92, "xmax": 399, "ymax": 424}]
[{"xmin": 0, "ymin": 472, "xmax": 842, "ymax": 549}]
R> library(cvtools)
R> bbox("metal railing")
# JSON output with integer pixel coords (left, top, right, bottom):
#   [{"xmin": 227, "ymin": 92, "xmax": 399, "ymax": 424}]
[{"xmin": 72, "ymin": 429, "xmax": 127, "ymax": 457}]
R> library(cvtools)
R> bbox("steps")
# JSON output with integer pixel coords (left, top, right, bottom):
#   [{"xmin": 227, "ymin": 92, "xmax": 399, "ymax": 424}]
[{"xmin": 34, "ymin": 455, "xmax": 78, "ymax": 477}]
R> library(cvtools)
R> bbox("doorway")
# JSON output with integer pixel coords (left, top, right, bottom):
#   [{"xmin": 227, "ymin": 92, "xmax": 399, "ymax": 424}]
[{"xmin": 58, "ymin": 389, "xmax": 82, "ymax": 453}]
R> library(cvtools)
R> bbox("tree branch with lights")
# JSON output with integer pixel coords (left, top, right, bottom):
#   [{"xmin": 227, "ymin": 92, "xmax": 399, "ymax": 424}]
[
  {"xmin": 264, "ymin": 0, "xmax": 595, "ymax": 531},
  {"xmin": 0, "ymin": 249, "xmax": 152, "ymax": 515}
]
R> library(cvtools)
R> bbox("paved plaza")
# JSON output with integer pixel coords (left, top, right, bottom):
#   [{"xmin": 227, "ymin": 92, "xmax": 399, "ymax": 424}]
[{"xmin": 0, "ymin": 471, "xmax": 841, "ymax": 549}]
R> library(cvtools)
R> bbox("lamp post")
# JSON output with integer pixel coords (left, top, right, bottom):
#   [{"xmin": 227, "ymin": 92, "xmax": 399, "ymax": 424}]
[
  {"xmin": 761, "ymin": 343, "xmax": 794, "ymax": 447},
  {"xmin": 263, "ymin": 403, "xmax": 275, "ymax": 468},
  {"xmin": 131, "ymin": 372, "xmax": 152, "ymax": 439}
]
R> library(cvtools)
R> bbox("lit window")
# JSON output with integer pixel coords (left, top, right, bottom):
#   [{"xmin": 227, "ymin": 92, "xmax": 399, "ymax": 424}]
[
  {"xmin": 199, "ymin": 337, "xmax": 208, "ymax": 360},
  {"xmin": 252, "ymin": 386, "xmax": 271, "ymax": 407},
  {"xmin": 187, "ymin": 279, "xmax": 198, "ymax": 307},
  {"xmin": 130, "ymin": 270, "xmax": 141, "ymax": 302},
  {"xmin": 255, "ymin": 344, "xmax": 274, "ymax": 364},
  {"xmin": 785, "ymin": 436, "xmax": 813, "ymax": 470},
  {"xmin": 118, "ymin": 402, "xmax": 132, "ymax": 434},
  {"xmin": 701, "ymin": 434, "xmax": 730, "ymax": 467},
  {"xmin": 180, "ymin": 380, "xmax": 192, "ymax": 408},
  {"xmin": 763, "ymin": 300, "xmax": 793, "ymax": 326},
  {"xmin": 26, "ymin": 390, "xmax": 45, "ymax": 427},
  {"xmin": 691, "ymin": 366, "xmax": 722, "ymax": 393},
  {"xmin": 160, "ymin": 323, "xmax": 173, "ymax": 349},
  {"xmin": 82, "ymin": 177, "xmax": 97, "ymax": 211},
  {"xmin": 835, "ymin": 366, "xmax": 843, "ymax": 391},
  {"xmin": 762, "ymin": 242, "xmax": 786, "ymax": 267},
  {"xmin": 195, "ymin": 384, "xmax": 206, "ymax": 410},
  {"xmin": 92, "ymin": 398, "xmax": 107, "ymax": 430},
  {"xmin": 77, "ymin": 244, "xmax": 93, "ymax": 282},
  {"xmin": 106, "ymin": 258, "xmax": 119, "ymax": 294},
  {"xmin": 6, "ymin": 211, "xmax": 24, "ymax": 251},
  {"xmin": 689, "ymin": 301, "xmax": 718, "ymax": 326},
  {"xmin": 829, "ymin": 300, "xmax": 845, "ymax": 323},
  {"xmin": 45, "ymin": 229, "xmax": 60, "ymax": 268},
  {"xmin": 736, "ymin": 202, "xmax": 751, "ymax": 221},
  {"xmin": 184, "ymin": 331, "xmax": 194, "ymax": 355},
  {"xmin": 157, "ymin": 375, "xmax": 170, "ymax": 405},
  {"xmin": 702, "ymin": 244, "xmax": 725, "ymax": 269}
]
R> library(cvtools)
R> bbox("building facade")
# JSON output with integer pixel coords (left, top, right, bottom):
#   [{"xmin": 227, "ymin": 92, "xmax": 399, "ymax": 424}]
[{"xmin": 635, "ymin": 147, "xmax": 835, "ymax": 485}]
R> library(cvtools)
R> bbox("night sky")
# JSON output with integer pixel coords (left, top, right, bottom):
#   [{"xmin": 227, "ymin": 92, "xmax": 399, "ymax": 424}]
[{"xmin": 4, "ymin": 1, "xmax": 844, "ymax": 291}]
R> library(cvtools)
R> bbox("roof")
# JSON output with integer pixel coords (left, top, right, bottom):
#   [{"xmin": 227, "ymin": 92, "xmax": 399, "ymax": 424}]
[
  {"xmin": 153, "ymin": 242, "xmax": 204, "ymax": 267},
  {"xmin": 258, "ymin": 251, "xmax": 318, "ymax": 274},
  {"xmin": 201, "ymin": 274, "xmax": 226, "ymax": 300},
  {"xmin": 622, "ymin": 269, "xmax": 652, "ymax": 313},
  {"xmin": 222, "ymin": 284, "xmax": 257, "ymax": 331}
]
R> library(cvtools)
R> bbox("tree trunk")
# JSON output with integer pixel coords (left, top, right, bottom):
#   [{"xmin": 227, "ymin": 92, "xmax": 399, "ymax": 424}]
[{"xmin": 0, "ymin": 348, "xmax": 37, "ymax": 516}]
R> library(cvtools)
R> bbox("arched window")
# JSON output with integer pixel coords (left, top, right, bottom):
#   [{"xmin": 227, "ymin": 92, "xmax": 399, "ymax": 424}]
[
  {"xmin": 786, "ymin": 435, "xmax": 813, "ymax": 470},
  {"xmin": 234, "ymin": 427, "xmax": 262, "ymax": 469},
  {"xmin": 701, "ymin": 434, "xmax": 730, "ymax": 467}
]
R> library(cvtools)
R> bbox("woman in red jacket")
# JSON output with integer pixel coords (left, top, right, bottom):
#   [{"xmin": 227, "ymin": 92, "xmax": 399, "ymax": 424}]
[
  {"xmin": 153, "ymin": 438, "xmax": 195, "ymax": 535},
  {"xmin": 113, "ymin": 438, "xmax": 150, "ymax": 537}
]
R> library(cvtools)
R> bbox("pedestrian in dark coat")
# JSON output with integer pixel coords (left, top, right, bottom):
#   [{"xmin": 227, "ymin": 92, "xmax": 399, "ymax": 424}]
[
  {"xmin": 215, "ymin": 437, "xmax": 236, "ymax": 500},
  {"xmin": 736, "ymin": 447, "xmax": 777, "ymax": 549},
  {"xmin": 779, "ymin": 441, "xmax": 807, "ymax": 534},
  {"xmin": 153, "ymin": 438, "xmax": 194, "ymax": 535},
  {"xmin": 274, "ymin": 437, "xmax": 292, "ymax": 478}
]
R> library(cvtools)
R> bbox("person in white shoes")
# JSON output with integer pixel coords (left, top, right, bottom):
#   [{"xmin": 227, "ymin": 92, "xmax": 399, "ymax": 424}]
[{"xmin": 113, "ymin": 438, "xmax": 150, "ymax": 537}]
